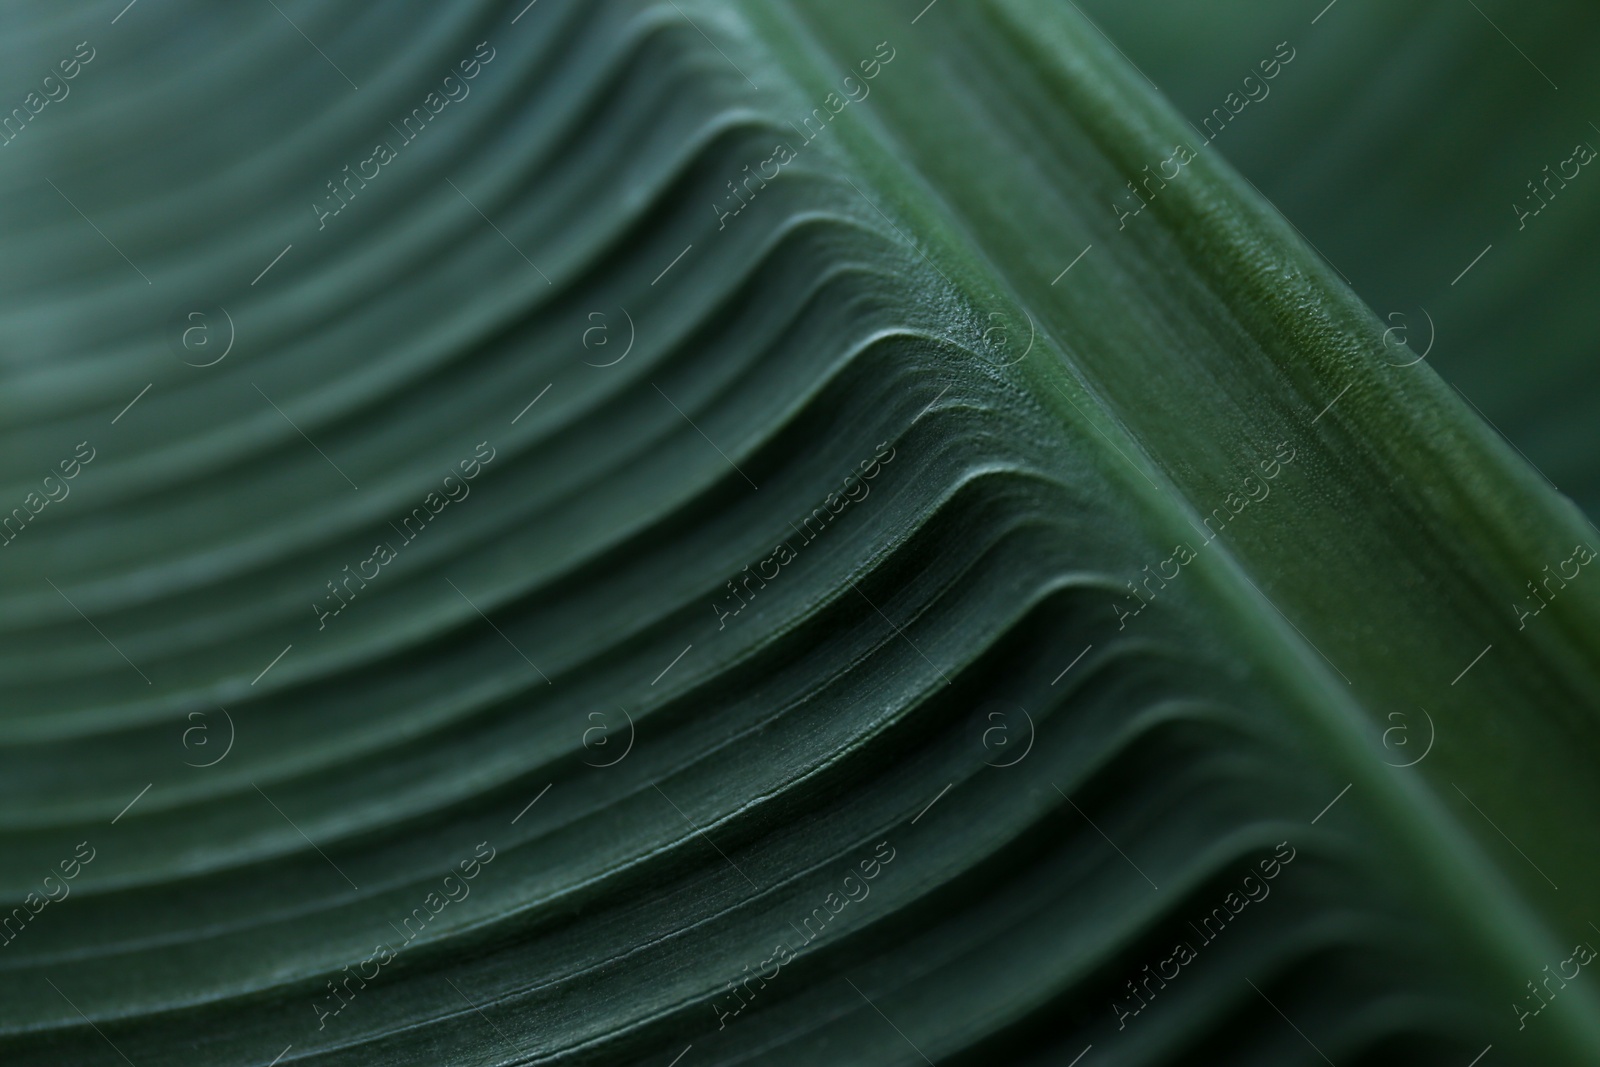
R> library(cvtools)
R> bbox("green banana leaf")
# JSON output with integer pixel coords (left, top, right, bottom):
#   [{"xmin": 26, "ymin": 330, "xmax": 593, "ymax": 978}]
[
  {"xmin": 1, "ymin": 1, "xmax": 1596, "ymax": 1064},
  {"xmin": 1074, "ymin": 0, "xmax": 1600, "ymax": 518}
]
